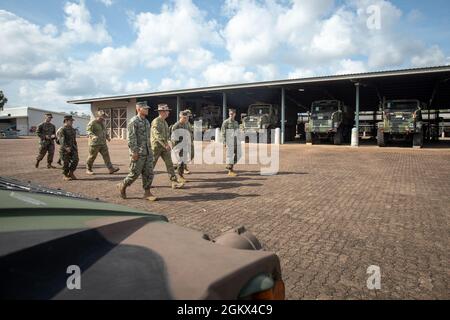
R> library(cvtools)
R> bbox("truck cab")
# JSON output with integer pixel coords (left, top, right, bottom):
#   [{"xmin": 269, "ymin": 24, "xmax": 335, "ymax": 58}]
[
  {"xmin": 377, "ymin": 99, "xmax": 424, "ymax": 148},
  {"xmin": 305, "ymin": 100, "xmax": 353, "ymax": 145}
]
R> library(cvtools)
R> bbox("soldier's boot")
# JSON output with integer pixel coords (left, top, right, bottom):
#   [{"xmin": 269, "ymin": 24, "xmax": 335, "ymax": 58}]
[
  {"xmin": 47, "ymin": 163, "xmax": 57, "ymax": 169},
  {"xmin": 171, "ymin": 180, "xmax": 184, "ymax": 189},
  {"xmin": 69, "ymin": 171, "xmax": 78, "ymax": 180},
  {"xmin": 63, "ymin": 174, "xmax": 72, "ymax": 181},
  {"xmin": 184, "ymin": 166, "xmax": 191, "ymax": 175},
  {"xmin": 57, "ymin": 159, "xmax": 62, "ymax": 166},
  {"xmin": 117, "ymin": 182, "xmax": 127, "ymax": 199},
  {"xmin": 86, "ymin": 167, "xmax": 95, "ymax": 175},
  {"xmin": 143, "ymin": 189, "xmax": 157, "ymax": 202},
  {"xmin": 35, "ymin": 159, "xmax": 41, "ymax": 168},
  {"xmin": 108, "ymin": 167, "xmax": 120, "ymax": 174},
  {"xmin": 178, "ymin": 175, "xmax": 187, "ymax": 183},
  {"xmin": 228, "ymin": 169, "xmax": 237, "ymax": 177}
]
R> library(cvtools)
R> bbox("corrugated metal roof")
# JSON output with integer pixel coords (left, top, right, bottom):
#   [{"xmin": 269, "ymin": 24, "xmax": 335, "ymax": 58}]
[{"xmin": 67, "ymin": 65, "xmax": 450, "ymax": 104}]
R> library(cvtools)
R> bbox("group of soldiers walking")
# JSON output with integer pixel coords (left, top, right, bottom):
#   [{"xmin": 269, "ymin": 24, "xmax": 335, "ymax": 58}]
[{"xmin": 35, "ymin": 101, "xmax": 241, "ymax": 201}]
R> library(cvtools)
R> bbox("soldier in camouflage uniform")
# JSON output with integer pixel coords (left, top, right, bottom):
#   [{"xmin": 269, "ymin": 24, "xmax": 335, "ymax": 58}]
[
  {"xmin": 221, "ymin": 108, "xmax": 241, "ymax": 176},
  {"xmin": 35, "ymin": 113, "xmax": 57, "ymax": 169},
  {"xmin": 152, "ymin": 104, "xmax": 184, "ymax": 189},
  {"xmin": 59, "ymin": 115, "xmax": 79, "ymax": 181},
  {"xmin": 86, "ymin": 110, "xmax": 120, "ymax": 175},
  {"xmin": 117, "ymin": 102, "xmax": 157, "ymax": 201},
  {"xmin": 170, "ymin": 111, "xmax": 192, "ymax": 183}
]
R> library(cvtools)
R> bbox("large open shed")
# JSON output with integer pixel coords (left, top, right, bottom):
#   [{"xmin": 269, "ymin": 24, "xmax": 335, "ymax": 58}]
[{"xmin": 68, "ymin": 66, "xmax": 450, "ymax": 144}]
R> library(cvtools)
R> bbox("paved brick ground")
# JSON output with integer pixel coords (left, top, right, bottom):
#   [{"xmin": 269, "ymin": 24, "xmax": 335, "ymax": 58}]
[{"xmin": 1, "ymin": 137, "xmax": 449, "ymax": 299}]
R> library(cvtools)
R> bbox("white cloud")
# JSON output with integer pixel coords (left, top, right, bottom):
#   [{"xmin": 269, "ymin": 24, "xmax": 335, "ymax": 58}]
[
  {"xmin": 132, "ymin": 0, "xmax": 221, "ymax": 70},
  {"xmin": 98, "ymin": 0, "xmax": 113, "ymax": 7},
  {"xmin": 334, "ymin": 59, "xmax": 367, "ymax": 75},
  {"xmin": 288, "ymin": 68, "xmax": 317, "ymax": 79},
  {"xmin": 62, "ymin": 0, "xmax": 111, "ymax": 44},
  {"xmin": 202, "ymin": 61, "xmax": 257, "ymax": 86},
  {"xmin": 411, "ymin": 46, "xmax": 447, "ymax": 68}
]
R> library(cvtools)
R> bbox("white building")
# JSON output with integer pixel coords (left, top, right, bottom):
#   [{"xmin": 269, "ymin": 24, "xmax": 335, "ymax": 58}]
[{"xmin": 0, "ymin": 107, "xmax": 90, "ymax": 136}]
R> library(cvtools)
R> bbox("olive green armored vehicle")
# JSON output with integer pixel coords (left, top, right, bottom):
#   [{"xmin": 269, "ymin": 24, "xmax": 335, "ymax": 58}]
[
  {"xmin": 377, "ymin": 99, "xmax": 425, "ymax": 148},
  {"xmin": 0, "ymin": 177, "xmax": 284, "ymax": 300},
  {"xmin": 305, "ymin": 100, "xmax": 354, "ymax": 145}
]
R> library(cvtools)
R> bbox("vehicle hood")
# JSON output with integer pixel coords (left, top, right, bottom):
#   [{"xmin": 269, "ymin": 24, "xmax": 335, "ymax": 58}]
[{"xmin": 0, "ymin": 191, "xmax": 280, "ymax": 300}]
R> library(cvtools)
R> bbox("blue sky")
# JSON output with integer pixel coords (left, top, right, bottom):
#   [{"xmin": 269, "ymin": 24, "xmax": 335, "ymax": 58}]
[{"xmin": 1, "ymin": 0, "xmax": 449, "ymax": 114}]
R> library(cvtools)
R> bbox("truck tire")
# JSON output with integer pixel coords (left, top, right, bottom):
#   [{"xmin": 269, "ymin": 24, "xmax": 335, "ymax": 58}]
[
  {"xmin": 413, "ymin": 132, "xmax": 423, "ymax": 148},
  {"xmin": 377, "ymin": 129, "xmax": 386, "ymax": 147},
  {"xmin": 306, "ymin": 132, "xmax": 312, "ymax": 144},
  {"xmin": 333, "ymin": 127, "xmax": 343, "ymax": 145}
]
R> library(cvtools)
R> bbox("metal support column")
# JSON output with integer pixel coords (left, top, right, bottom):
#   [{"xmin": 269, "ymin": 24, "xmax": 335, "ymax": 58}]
[
  {"xmin": 176, "ymin": 96, "xmax": 181, "ymax": 121},
  {"xmin": 281, "ymin": 87, "xmax": 285, "ymax": 144},
  {"xmin": 222, "ymin": 92, "xmax": 227, "ymax": 121},
  {"xmin": 355, "ymin": 82, "xmax": 360, "ymax": 132},
  {"xmin": 351, "ymin": 82, "xmax": 360, "ymax": 147}
]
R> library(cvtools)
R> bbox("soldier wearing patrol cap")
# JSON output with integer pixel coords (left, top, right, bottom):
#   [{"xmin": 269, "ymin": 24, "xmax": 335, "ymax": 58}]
[
  {"xmin": 117, "ymin": 101, "xmax": 157, "ymax": 201},
  {"xmin": 221, "ymin": 108, "xmax": 241, "ymax": 176},
  {"xmin": 59, "ymin": 115, "xmax": 79, "ymax": 181},
  {"xmin": 85, "ymin": 110, "xmax": 120, "ymax": 175},
  {"xmin": 170, "ymin": 110, "xmax": 192, "ymax": 182},
  {"xmin": 35, "ymin": 113, "xmax": 57, "ymax": 169},
  {"xmin": 151, "ymin": 104, "xmax": 184, "ymax": 189}
]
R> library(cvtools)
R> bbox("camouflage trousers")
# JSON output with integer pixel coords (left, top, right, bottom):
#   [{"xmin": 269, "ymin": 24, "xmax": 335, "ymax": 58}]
[
  {"xmin": 225, "ymin": 138, "xmax": 241, "ymax": 170},
  {"xmin": 152, "ymin": 145, "xmax": 177, "ymax": 181},
  {"xmin": 173, "ymin": 147, "xmax": 187, "ymax": 177},
  {"xmin": 86, "ymin": 144, "xmax": 113, "ymax": 170},
  {"xmin": 36, "ymin": 141, "xmax": 55, "ymax": 164},
  {"xmin": 60, "ymin": 149, "xmax": 79, "ymax": 176},
  {"xmin": 123, "ymin": 152, "xmax": 154, "ymax": 190}
]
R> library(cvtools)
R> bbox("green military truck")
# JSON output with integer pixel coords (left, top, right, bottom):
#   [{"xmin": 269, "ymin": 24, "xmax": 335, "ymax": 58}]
[
  {"xmin": 377, "ymin": 99, "xmax": 425, "ymax": 148},
  {"xmin": 193, "ymin": 104, "xmax": 222, "ymax": 132},
  {"xmin": 241, "ymin": 103, "xmax": 279, "ymax": 142},
  {"xmin": 305, "ymin": 100, "xmax": 354, "ymax": 145}
]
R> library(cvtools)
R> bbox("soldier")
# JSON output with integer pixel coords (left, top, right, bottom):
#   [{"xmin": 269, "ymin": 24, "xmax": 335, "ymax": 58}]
[
  {"xmin": 152, "ymin": 104, "xmax": 184, "ymax": 189},
  {"xmin": 170, "ymin": 111, "xmax": 192, "ymax": 183},
  {"xmin": 35, "ymin": 113, "xmax": 56, "ymax": 169},
  {"xmin": 184, "ymin": 109, "xmax": 195, "ymax": 174},
  {"xmin": 117, "ymin": 102, "xmax": 157, "ymax": 201},
  {"xmin": 59, "ymin": 115, "xmax": 79, "ymax": 181},
  {"xmin": 86, "ymin": 110, "xmax": 120, "ymax": 175},
  {"xmin": 221, "ymin": 108, "xmax": 241, "ymax": 176}
]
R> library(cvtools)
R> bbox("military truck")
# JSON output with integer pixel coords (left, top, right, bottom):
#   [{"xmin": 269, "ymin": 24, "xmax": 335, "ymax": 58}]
[
  {"xmin": 241, "ymin": 103, "xmax": 279, "ymax": 142},
  {"xmin": 377, "ymin": 99, "xmax": 425, "ymax": 148},
  {"xmin": 305, "ymin": 100, "xmax": 353, "ymax": 145},
  {"xmin": 194, "ymin": 104, "xmax": 222, "ymax": 132}
]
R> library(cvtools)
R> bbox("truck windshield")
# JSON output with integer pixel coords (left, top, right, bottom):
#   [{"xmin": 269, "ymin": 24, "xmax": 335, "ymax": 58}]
[
  {"xmin": 248, "ymin": 106, "xmax": 271, "ymax": 115},
  {"xmin": 311, "ymin": 102, "xmax": 339, "ymax": 113},
  {"xmin": 386, "ymin": 101, "xmax": 418, "ymax": 111}
]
